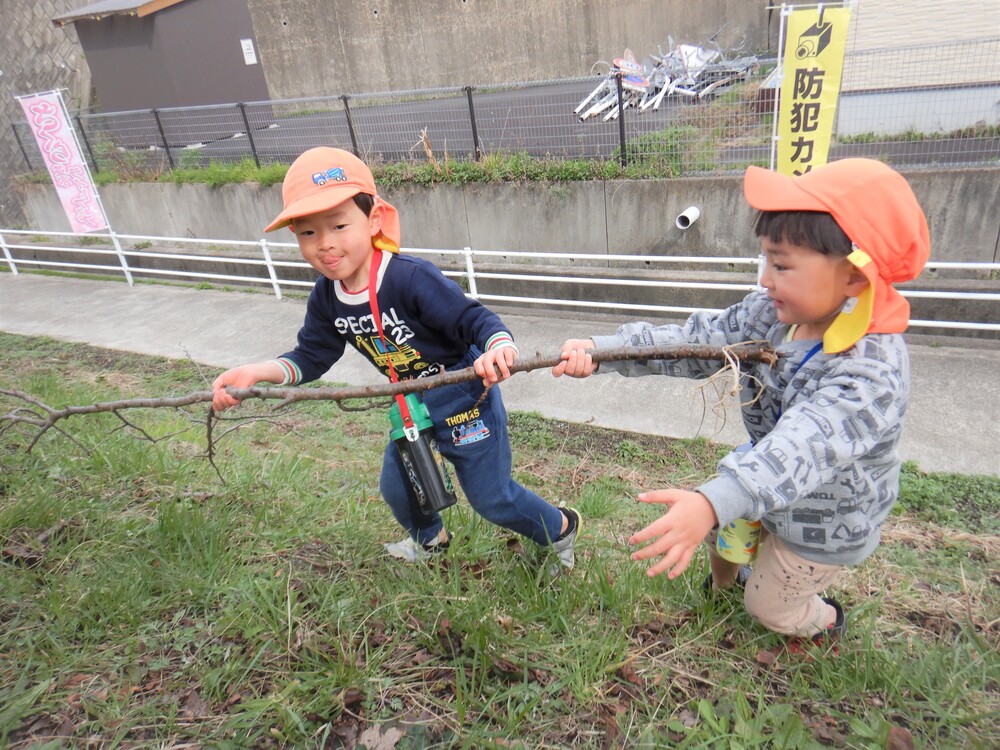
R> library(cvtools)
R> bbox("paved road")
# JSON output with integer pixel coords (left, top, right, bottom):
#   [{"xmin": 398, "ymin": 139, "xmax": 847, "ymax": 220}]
[
  {"xmin": 179, "ymin": 84, "xmax": 1000, "ymax": 169},
  {"xmin": 2, "ymin": 273, "xmax": 997, "ymax": 477},
  {"xmin": 192, "ymin": 80, "xmax": 683, "ymax": 164}
]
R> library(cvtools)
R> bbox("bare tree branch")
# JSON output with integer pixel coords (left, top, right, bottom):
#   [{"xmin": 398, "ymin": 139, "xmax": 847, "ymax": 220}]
[
  {"xmin": 1, "ymin": 343, "xmax": 777, "ymax": 452},
  {"xmin": 227, "ymin": 343, "xmax": 777, "ymax": 406}
]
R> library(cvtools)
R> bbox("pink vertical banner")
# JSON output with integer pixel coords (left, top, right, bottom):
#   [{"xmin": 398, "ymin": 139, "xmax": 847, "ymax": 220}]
[{"xmin": 17, "ymin": 90, "xmax": 109, "ymax": 234}]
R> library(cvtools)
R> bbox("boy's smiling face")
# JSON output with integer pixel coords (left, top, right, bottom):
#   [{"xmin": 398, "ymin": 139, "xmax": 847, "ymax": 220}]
[
  {"xmin": 758, "ymin": 235, "xmax": 869, "ymax": 341},
  {"xmin": 291, "ymin": 198, "xmax": 385, "ymax": 291}
]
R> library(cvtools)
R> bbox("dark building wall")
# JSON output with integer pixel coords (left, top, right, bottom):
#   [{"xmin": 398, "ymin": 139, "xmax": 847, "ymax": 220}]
[{"xmin": 75, "ymin": 0, "xmax": 269, "ymax": 112}]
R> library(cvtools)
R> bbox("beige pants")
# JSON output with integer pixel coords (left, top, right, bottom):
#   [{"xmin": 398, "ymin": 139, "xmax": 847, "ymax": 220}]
[{"xmin": 706, "ymin": 527, "xmax": 842, "ymax": 637}]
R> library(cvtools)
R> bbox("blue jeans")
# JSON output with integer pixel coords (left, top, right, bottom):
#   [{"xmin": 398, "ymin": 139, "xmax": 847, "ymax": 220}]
[{"xmin": 379, "ymin": 350, "xmax": 563, "ymax": 547}]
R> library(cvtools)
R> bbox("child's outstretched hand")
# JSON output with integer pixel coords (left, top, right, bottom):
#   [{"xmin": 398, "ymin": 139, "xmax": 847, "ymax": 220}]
[
  {"xmin": 552, "ymin": 339, "xmax": 597, "ymax": 378},
  {"xmin": 629, "ymin": 489, "xmax": 718, "ymax": 579},
  {"xmin": 474, "ymin": 346, "xmax": 517, "ymax": 387},
  {"xmin": 212, "ymin": 363, "xmax": 279, "ymax": 411}
]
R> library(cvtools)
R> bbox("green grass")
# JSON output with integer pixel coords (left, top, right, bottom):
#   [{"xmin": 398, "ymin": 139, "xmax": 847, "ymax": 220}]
[
  {"xmin": 19, "ymin": 122, "xmax": 996, "ymax": 192},
  {"xmin": 168, "ymin": 158, "xmax": 289, "ymax": 189},
  {"xmin": 838, "ymin": 123, "xmax": 1000, "ymax": 145},
  {"xmin": 1, "ymin": 332, "xmax": 997, "ymax": 748}
]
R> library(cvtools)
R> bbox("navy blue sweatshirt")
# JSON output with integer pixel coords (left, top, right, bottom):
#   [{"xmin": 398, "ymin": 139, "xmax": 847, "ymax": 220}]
[{"xmin": 274, "ymin": 252, "xmax": 515, "ymax": 384}]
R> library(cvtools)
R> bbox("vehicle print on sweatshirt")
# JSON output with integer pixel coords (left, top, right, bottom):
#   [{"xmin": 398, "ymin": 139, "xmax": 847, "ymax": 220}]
[
  {"xmin": 791, "ymin": 507, "xmax": 835, "ymax": 525},
  {"xmin": 871, "ymin": 390, "xmax": 894, "ymax": 416},
  {"xmin": 806, "ymin": 436, "xmax": 837, "ymax": 468},
  {"xmin": 836, "ymin": 497, "xmax": 864, "ymax": 515},
  {"xmin": 838, "ymin": 417, "xmax": 869, "ymax": 457},
  {"xmin": 749, "ymin": 446, "xmax": 788, "ymax": 478},
  {"xmin": 357, "ymin": 335, "xmax": 421, "ymax": 373},
  {"xmin": 831, "ymin": 523, "xmax": 866, "ymax": 544},
  {"xmin": 775, "ymin": 476, "xmax": 798, "ymax": 503},
  {"xmin": 801, "ymin": 526, "xmax": 827, "ymax": 544}
]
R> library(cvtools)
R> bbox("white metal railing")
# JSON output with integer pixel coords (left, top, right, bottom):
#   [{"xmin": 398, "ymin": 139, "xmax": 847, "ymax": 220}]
[{"xmin": 1, "ymin": 228, "xmax": 998, "ymax": 333}]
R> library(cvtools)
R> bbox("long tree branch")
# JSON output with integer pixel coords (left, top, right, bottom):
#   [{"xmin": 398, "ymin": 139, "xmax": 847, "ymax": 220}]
[{"xmin": 1, "ymin": 343, "xmax": 777, "ymax": 450}]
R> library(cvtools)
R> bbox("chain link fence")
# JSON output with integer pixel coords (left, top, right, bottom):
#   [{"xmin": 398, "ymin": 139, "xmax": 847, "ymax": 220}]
[{"xmin": 12, "ymin": 37, "xmax": 1000, "ymax": 177}]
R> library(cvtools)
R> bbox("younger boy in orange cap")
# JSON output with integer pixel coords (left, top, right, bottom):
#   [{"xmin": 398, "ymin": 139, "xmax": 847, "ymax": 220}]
[
  {"xmin": 552, "ymin": 158, "xmax": 929, "ymax": 652},
  {"xmin": 213, "ymin": 147, "xmax": 580, "ymax": 569}
]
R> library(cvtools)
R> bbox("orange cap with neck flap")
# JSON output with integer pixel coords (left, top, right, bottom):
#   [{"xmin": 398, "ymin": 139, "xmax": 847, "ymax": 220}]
[
  {"xmin": 744, "ymin": 158, "xmax": 930, "ymax": 352},
  {"xmin": 264, "ymin": 147, "xmax": 400, "ymax": 254}
]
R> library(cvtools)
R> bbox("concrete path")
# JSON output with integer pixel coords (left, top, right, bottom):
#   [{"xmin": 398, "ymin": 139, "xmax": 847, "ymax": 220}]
[{"xmin": 1, "ymin": 273, "xmax": 997, "ymax": 477}]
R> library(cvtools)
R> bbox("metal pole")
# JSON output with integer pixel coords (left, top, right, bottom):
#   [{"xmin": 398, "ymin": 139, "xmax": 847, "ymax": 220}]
[
  {"xmin": 151, "ymin": 109, "xmax": 174, "ymax": 169},
  {"xmin": 770, "ymin": 3, "xmax": 790, "ymax": 171},
  {"xmin": 0, "ymin": 232, "xmax": 19, "ymax": 275},
  {"xmin": 341, "ymin": 95, "xmax": 360, "ymax": 156},
  {"xmin": 11, "ymin": 124, "xmax": 32, "ymax": 170},
  {"xmin": 260, "ymin": 239, "xmax": 282, "ymax": 299},
  {"xmin": 465, "ymin": 86, "xmax": 482, "ymax": 160},
  {"xmin": 76, "ymin": 115, "xmax": 99, "ymax": 173},
  {"xmin": 109, "ymin": 230, "xmax": 135, "ymax": 286},
  {"xmin": 463, "ymin": 247, "xmax": 478, "ymax": 298},
  {"xmin": 238, "ymin": 103, "xmax": 260, "ymax": 167},
  {"xmin": 615, "ymin": 71, "xmax": 627, "ymax": 167}
]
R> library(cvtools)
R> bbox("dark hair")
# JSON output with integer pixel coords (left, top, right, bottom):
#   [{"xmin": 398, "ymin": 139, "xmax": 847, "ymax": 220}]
[
  {"xmin": 753, "ymin": 210, "xmax": 852, "ymax": 257},
  {"xmin": 353, "ymin": 192, "xmax": 375, "ymax": 216}
]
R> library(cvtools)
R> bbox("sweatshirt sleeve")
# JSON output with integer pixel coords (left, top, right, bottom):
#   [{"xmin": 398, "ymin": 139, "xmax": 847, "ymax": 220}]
[
  {"xmin": 591, "ymin": 293, "xmax": 762, "ymax": 379},
  {"xmin": 277, "ymin": 281, "xmax": 348, "ymax": 385},
  {"xmin": 698, "ymin": 346, "xmax": 909, "ymax": 527},
  {"xmin": 407, "ymin": 261, "xmax": 517, "ymax": 354}
]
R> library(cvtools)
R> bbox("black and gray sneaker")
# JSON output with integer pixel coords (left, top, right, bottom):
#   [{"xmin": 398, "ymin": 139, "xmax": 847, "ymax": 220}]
[
  {"xmin": 384, "ymin": 531, "xmax": 453, "ymax": 562},
  {"xmin": 549, "ymin": 505, "xmax": 582, "ymax": 571}
]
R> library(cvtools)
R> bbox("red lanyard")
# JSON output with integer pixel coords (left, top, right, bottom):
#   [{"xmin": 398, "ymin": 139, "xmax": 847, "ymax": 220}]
[{"xmin": 367, "ymin": 250, "xmax": 414, "ymax": 432}]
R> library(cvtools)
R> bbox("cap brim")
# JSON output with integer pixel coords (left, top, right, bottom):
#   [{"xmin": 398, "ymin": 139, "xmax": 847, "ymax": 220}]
[
  {"xmin": 822, "ymin": 249, "xmax": 879, "ymax": 353},
  {"xmin": 743, "ymin": 165, "xmax": 828, "ymax": 213},
  {"xmin": 263, "ymin": 185, "xmax": 362, "ymax": 232}
]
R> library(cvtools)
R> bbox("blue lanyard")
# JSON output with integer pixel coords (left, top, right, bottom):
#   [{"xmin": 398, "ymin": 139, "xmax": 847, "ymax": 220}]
[{"xmin": 776, "ymin": 341, "xmax": 823, "ymax": 420}]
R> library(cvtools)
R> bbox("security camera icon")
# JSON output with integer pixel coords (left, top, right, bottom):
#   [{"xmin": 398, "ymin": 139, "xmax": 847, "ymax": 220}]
[{"xmin": 795, "ymin": 21, "xmax": 832, "ymax": 60}]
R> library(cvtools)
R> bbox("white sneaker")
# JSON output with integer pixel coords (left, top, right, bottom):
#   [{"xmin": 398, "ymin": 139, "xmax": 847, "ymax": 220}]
[
  {"xmin": 384, "ymin": 531, "xmax": 451, "ymax": 562},
  {"xmin": 549, "ymin": 505, "xmax": 582, "ymax": 572}
]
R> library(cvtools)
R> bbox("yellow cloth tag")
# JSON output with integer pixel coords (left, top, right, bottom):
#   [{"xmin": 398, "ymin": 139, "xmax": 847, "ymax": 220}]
[{"xmin": 373, "ymin": 233, "xmax": 399, "ymax": 254}]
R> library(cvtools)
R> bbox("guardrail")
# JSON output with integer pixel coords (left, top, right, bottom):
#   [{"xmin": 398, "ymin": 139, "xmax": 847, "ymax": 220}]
[{"xmin": 1, "ymin": 228, "xmax": 998, "ymax": 335}]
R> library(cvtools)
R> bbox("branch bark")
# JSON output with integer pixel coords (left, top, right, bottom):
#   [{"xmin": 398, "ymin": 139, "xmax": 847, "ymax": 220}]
[{"xmin": 1, "ymin": 343, "xmax": 776, "ymax": 450}]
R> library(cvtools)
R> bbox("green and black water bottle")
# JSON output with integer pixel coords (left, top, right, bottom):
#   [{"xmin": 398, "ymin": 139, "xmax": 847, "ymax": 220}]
[{"xmin": 389, "ymin": 393, "xmax": 457, "ymax": 514}]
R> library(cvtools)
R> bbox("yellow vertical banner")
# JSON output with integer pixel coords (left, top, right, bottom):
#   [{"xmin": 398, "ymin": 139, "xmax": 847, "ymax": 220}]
[{"xmin": 776, "ymin": 5, "xmax": 852, "ymax": 175}]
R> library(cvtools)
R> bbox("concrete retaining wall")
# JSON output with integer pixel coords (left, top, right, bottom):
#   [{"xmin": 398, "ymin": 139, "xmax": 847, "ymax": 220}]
[
  {"xmin": 17, "ymin": 167, "xmax": 1000, "ymax": 264},
  {"xmin": 245, "ymin": 0, "xmax": 770, "ymax": 100}
]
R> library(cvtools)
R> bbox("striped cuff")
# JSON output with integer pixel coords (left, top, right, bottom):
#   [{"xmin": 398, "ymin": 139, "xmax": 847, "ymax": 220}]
[
  {"xmin": 485, "ymin": 332, "xmax": 517, "ymax": 354},
  {"xmin": 270, "ymin": 357, "xmax": 302, "ymax": 386}
]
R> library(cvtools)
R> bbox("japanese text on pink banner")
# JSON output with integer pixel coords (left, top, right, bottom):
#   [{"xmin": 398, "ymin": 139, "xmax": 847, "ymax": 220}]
[{"xmin": 18, "ymin": 91, "xmax": 108, "ymax": 234}]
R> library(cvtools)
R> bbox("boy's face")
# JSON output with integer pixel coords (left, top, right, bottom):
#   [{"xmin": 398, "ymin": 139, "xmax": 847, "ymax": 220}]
[
  {"xmin": 758, "ymin": 235, "xmax": 868, "ymax": 340},
  {"xmin": 291, "ymin": 198, "xmax": 385, "ymax": 291}
]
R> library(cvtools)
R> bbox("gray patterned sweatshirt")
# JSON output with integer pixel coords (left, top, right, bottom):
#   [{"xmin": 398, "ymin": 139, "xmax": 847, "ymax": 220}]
[{"xmin": 591, "ymin": 291, "xmax": 910, "ymax": 566}]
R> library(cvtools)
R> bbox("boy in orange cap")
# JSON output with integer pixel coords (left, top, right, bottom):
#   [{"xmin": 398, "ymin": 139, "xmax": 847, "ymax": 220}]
[
  {"xmin": 552, "ymin": 158, "xmax": 929, "ymax": 652},
  {"xmin": 213, "ymin": 147, "xmax": 580, "ymax": 569}
]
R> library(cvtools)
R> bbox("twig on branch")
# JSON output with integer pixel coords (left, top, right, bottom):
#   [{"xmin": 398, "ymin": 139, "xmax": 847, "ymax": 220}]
[{"xmin": 1, "ymin": 343, "xmax": 777, "ymax": 452}]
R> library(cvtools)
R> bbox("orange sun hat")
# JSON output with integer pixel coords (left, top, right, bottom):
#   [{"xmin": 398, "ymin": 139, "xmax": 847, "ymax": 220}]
[
  {"xmin": 744, "ymin": 158, "xmax": 930, "ymax": 353},
  {"xmin": 264, "ymin": 147, "xmax": 400, "ymax": 253}
]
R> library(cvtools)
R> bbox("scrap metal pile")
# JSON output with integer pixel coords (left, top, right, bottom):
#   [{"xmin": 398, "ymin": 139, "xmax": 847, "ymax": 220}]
[{"xmin": 575, "ymin": 32, "xmax": 759, "ymax": 121}]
